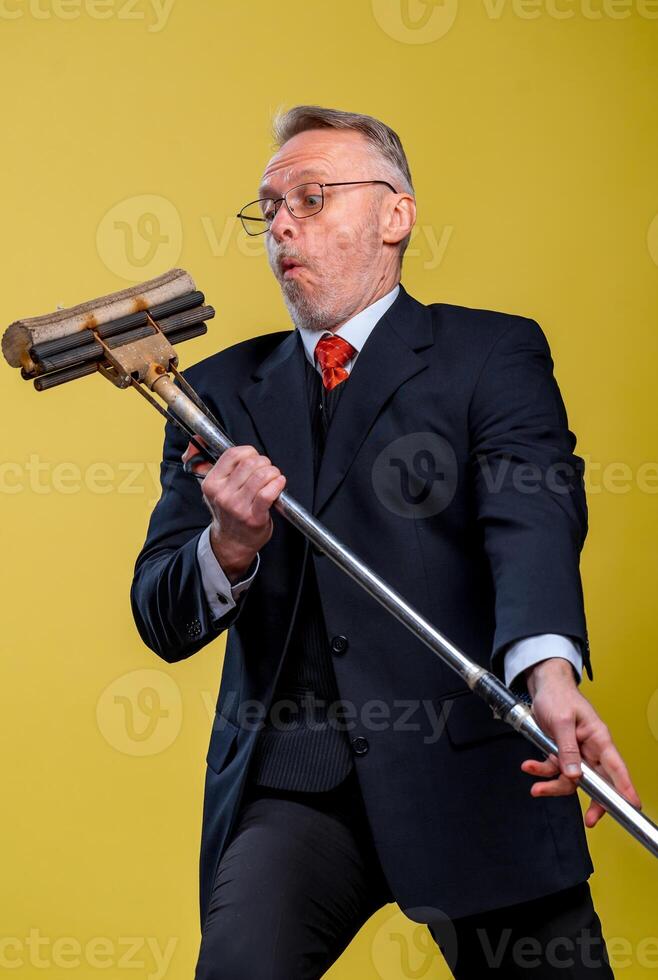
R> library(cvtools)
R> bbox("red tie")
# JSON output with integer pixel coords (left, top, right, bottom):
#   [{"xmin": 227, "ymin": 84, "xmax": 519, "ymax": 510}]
[{"xmin": 314, "ymin": 335, "xmax": 357, "ymax": 391}]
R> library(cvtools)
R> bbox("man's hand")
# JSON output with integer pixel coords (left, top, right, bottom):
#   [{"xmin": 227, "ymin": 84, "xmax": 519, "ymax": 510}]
[
  {"xmin": 182, "ymin": 441, "xmax": 286, "ymax": 583},
  {"xmin": 520, "ymin": 657, "xmax": 642, "ymax": 828}
]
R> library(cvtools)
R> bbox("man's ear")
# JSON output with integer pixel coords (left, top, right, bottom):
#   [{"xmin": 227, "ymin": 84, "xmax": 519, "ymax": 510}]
[{"xmin": 383, "ymin": 193, "xmax": 416, "ymax": 247}]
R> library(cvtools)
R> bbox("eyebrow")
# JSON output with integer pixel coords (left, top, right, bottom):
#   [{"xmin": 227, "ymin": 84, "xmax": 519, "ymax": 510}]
[{"xmin": 258, "ymin": 167, "xmax": 331, "ymax": 198}]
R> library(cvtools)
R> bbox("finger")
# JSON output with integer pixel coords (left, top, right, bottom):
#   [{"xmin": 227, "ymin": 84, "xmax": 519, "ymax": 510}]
[
  {"xmin": 182, "ymin": 439, "xmax": 213, "ymax": 478},
  {"xmin": 209, "ymin": 445, "xmax": 263, "ymax": 483},
  {"xmin": 521, "ymin": 752, "xmax": 560, "ymax": 776},
  {"xmin": 575, "ymin": 756, "xmax": 612, "ymax": 828},
  {"xmin": 596, "ymin": 742, "xmax": 642, "ymax": 810},
  {"xmin": 521, "ymin": 757, "xmax": 560, "ymax": 778},
  {"xmin": 551, "ymin": 713, "xmax": 583, "ymax": 780},
  {"xmin": 221, "ymin": 452, "xmax": 273, "ymax": 495},
  {"xmin": 241, "ymin": 463, "xmax": 283, "ymax": 501},
  {"xmin": 250, "ymin": 474, "xmax": 286, "ymax": 522},
  {"xmin": 585, "ymin": 800, "xmax": 607, "ymax": 828},
  {"xmin": 184, "ymin": 453, "xmax": 212, "ymax": 480},
  {"xmin": 529, "ymin": 772, "xmax": 578, "ymax": 798},
  {"xmin": 181, "ymin": 435, "xmax": 208, "ymax": 464},
  {"xmin": 582, "ymin": 761, "xmax": 608, "ymax": 828}
]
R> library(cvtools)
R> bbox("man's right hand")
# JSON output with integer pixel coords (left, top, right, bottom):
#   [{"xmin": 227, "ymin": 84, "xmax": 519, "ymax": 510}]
[{"xmin": 182, "ymin": 441, "xmax": 286, "ymax": 583}]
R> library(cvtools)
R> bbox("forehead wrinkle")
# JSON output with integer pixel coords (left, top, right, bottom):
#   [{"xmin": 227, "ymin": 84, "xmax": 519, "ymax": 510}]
[{"xmin": 258, "ymin": 165, "xmax": 332, "ymax": 198}]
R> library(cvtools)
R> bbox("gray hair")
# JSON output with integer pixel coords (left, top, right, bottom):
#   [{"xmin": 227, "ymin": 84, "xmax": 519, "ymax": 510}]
[{"xmin": 271, "ymin": 104, "xmax": 414, "ymax": 263}]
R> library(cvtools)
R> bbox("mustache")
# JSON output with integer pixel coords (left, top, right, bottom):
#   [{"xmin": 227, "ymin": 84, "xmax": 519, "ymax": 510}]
[{"xmin": 269, "ymin": 246, "xmax": 314, "ymax": 274}]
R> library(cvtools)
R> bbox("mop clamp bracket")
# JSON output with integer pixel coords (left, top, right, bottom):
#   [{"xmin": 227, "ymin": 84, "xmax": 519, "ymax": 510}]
[{"xmin": 93, "ymin": 311, "xmax": 178, "ymax": 390}]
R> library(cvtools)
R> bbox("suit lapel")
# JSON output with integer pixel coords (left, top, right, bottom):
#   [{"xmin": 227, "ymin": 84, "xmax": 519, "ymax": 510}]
[
  {"xmin": 238, "ymin": 285, "xmax": 435, "ymax": 519},
  {"xmin": 239, "ymin": 328, "xmax": 315, "ymax": 513}
]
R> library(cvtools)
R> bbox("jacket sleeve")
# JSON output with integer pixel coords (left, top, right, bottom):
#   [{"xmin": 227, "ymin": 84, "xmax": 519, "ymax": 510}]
[
  {"xmin": 130, "ymin": 405, "xmax": 247, "ymax": 664},
  {"xmin": 468, "ymin": 316, "xmax": 592, "ymax": 683}
]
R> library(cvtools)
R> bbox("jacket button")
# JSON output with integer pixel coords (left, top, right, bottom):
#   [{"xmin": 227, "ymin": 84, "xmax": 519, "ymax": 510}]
[
  {"xmin": 186, "ymin": 619, "xmax": 202, "ymax": 638},
  {"xmin": 330, "ymin": 634, "xmax": 348, "ymax": 655},
  {"xmin": 351, "ymin": 736, "xmax": 369, "ymax": 756}
]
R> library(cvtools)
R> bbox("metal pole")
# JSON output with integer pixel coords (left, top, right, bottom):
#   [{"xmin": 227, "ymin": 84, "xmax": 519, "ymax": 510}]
[{"xmin": 152, "ymin": 372, "xmax": 658, "ymax": 860}]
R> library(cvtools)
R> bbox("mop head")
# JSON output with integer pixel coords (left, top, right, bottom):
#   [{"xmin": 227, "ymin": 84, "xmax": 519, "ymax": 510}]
[{"xmin": 2, "ymin": 268, "xmax": 214, "ymax": 390}]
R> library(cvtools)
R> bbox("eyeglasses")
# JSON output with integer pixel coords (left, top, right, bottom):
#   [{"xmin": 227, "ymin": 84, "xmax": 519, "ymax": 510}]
[{"xmin": 236, "ymin": 180, "xmax": 398, "ymax": 236}]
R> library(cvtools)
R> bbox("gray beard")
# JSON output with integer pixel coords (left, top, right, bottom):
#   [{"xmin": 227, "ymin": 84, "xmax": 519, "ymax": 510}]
[{"xmin": 280, "ymin": 280, "xmax": 347, "ymax": 334}]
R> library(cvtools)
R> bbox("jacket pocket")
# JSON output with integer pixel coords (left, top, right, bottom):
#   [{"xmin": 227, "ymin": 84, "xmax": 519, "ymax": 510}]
[
  {"xmin": 206, "ymin": 716, "xmax": 240, "ymax": 773},
  {"xmin": 442, "ymin": 691, "xmax": 517, "ymax": 748}
]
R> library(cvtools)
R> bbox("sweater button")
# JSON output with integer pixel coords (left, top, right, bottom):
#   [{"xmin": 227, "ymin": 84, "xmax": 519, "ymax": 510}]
[
  {"xmin": 351, "ymin": 736, "xmax": 369, "ymax": 756},
  {"xmin": 330, "ymin": 634, "xmax": 348, "ymax": 655}
]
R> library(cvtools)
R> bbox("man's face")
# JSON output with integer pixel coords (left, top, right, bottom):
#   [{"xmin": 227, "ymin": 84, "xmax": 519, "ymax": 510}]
[{"xmin": 259, "ymin": 129, "xmax": 405, "ymax": 332}]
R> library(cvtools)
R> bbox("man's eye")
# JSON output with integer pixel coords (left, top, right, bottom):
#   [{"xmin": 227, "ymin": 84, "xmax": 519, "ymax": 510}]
[{"xmin": 304, "ymin": 196, "xmax": 321, "ymax": 207}]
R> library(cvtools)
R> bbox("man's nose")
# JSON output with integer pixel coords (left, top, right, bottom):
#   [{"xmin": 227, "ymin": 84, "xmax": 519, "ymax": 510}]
[{"xmin": 269, "ymin": 200, "xmax": 297, "ymax": 242}]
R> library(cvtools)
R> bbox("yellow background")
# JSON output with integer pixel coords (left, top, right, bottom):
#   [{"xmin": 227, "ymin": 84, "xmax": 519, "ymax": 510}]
[{"xmin": 1, "ymin": 1, "xmax": 657, "ymax": 976}]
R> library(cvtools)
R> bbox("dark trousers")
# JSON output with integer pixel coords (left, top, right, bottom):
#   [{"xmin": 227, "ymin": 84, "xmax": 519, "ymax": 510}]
[{"xmin": 194, "ymin": 770, "xmax": 614, "ymax": 979}]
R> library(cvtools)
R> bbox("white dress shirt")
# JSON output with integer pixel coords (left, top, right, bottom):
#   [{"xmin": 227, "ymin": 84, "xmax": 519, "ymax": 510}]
[{"xmin": 196, "ymin": 283, "xmax": 583, "ymax": 689}]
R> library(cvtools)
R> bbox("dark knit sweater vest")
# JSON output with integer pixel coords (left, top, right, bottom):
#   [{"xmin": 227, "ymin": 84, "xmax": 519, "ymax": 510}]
[{"xmin": 247, "ymin": 353, "xmax": 355, "ymax": 792}]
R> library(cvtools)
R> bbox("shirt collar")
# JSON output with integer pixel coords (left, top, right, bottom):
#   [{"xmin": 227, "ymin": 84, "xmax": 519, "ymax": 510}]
[{"xmin": 297, "ymin": 284, "xmax": 400, "ymax": 367}]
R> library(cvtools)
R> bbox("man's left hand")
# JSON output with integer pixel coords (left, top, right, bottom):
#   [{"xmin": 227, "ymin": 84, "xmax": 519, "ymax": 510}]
[{"xmin": 520, "ymin": 658, "xmax": 642, "ymax": 827}]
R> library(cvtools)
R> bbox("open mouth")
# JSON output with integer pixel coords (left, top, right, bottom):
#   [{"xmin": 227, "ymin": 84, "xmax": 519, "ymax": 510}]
[{"xmin": 280, "ymin": 257, "xmax": 304, "ymax": 278}]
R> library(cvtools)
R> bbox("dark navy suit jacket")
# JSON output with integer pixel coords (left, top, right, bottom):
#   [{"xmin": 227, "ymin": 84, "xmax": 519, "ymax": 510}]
[{"xmin": 131, "ymin": 284, "xmax": 594, "ymax": 931}]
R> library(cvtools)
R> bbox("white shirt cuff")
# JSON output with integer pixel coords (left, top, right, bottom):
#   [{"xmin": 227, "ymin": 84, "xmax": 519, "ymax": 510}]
[
  {"xmin": 504, "ymin": 634, "xmax": 583, "ymax": 689},
  {"xmin": 196, "ymin": 526, "xmax": 260, "ymax": 621}
]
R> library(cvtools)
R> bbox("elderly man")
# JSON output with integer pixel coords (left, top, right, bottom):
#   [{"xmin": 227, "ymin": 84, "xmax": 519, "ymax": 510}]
[{"xmin": 131, "ymin": 106, "xmax": 639, "ymax": 978}]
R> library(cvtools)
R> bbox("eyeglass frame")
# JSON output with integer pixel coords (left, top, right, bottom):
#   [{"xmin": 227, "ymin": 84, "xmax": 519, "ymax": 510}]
[{"xmin": 236, "ymin": 179, "xmax": 399, "ymax": 236}]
